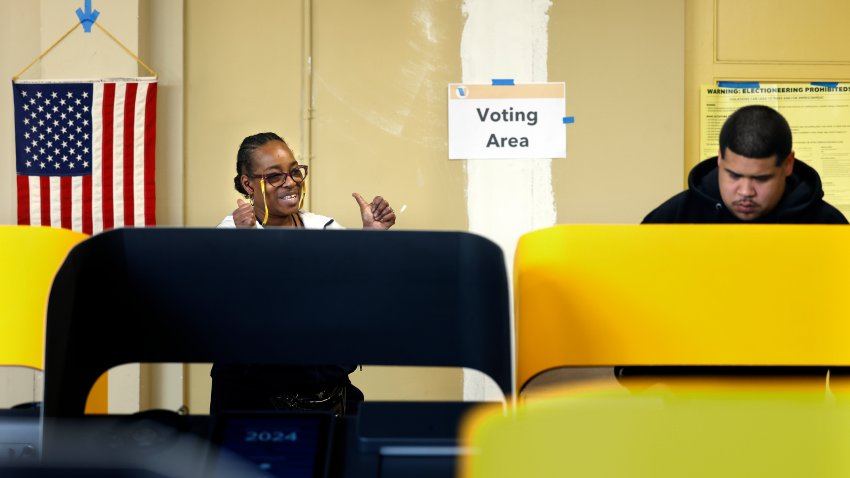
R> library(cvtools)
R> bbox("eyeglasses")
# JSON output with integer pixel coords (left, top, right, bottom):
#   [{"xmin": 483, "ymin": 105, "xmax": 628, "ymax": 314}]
[{"xmin": 249, "ymin": 165, "xmax": 308, "ymax": 187}]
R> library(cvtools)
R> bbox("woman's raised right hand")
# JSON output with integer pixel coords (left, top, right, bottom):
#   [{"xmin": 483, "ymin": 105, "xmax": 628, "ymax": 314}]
[{"xmin": 233, "ymin": 198, "xmax": 257, "ymax": 228}]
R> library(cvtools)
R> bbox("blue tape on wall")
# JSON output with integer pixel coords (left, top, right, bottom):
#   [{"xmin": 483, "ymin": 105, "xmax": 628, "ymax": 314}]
[
  {"xmin": 491, "ymin": 79, "xmax": 515, "ymax": 86},
  {"xmin": 563, "ymin": 116, "xmax": 575, "ymax": 124},
  {"xmin": 75, "ymin": 0, "xmax": 100, "ymax": 33},
  {"xmin": 811, "ymin": 82, "xmax": 839, "ymax": 88},
  {"xmin": 717, "ymin": 81, "xmax": 760, "ymax": 89}
]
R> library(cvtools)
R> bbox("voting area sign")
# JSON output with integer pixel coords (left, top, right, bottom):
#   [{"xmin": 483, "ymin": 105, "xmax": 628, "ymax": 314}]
[{"xmin": 448, "ymin": 82, "xmax": 567, "ymax": 160}]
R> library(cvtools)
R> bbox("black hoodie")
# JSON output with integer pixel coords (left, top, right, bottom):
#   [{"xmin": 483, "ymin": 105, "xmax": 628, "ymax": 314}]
[{"xmin": 643, "ymin": 157, "xmax": 848, "ymax": 224}]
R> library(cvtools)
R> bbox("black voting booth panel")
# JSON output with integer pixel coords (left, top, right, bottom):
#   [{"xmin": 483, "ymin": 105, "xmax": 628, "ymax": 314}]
[
  {"xmin": 0, "ymin": 408, "xmax": 39, "ymax": 464},
  {"xmin": 41, "ymin": 228, "xmax": 511, "ymax": 477}
]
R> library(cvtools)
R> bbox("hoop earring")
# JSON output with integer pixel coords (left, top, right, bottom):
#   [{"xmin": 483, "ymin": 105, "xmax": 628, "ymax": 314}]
[{"xmin": 248, "ymin": 195, "xmax": 254, "ymax": 206}]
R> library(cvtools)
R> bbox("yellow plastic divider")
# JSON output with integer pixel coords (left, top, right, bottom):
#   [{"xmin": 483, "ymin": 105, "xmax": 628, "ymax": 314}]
[
  {"xmin": 0, "ymin": 226, "xmax": 88, "ymax": 369},
  {"xmin": 461, "ymin": 385, "xmax": 850, "ymax": 478},
  {"xmin": 515, "ymin": 225, "xmax": 850, "ymax": 391}
]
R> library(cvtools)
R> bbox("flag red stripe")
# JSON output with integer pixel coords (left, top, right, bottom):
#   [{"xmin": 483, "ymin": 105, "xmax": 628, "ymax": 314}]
[
  {"xmin": 102, "ymin": 83, "xmax": 115, "ymax": 230},
  {"xmin": 17, "ymin": 176, "xmax": 30, "ymax": 225},
  {"xmin": 82, "ymin": 175, "xmax": 93, "ymax": 235},
  {"xmin": 40, "ymin": 176, "xmax": 50, "ymax": 226},
  {"xmin": 144, "ymin": 83, "xmax": 157, "ymax": 225},
  {"xmin": 123, "ymin": 83, "xmax": 138, "ymax": 227},
  {"xmin": 60, "ymin": 176, "xmax": 72, "ymax": 229}
]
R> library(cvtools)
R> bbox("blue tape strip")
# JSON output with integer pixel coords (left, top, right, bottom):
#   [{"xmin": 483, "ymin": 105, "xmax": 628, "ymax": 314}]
[
  {"xmin": 717, "ymin": 81, "xmax": 760, "ymax": 89},
  {"xmin": 811, "ymin": 82, "xmax": 839, "ymax": 88},
  {"xmin": 491, "ymin": 79, "xmax": 515, "ymax": 86},
  {"xmin": 75, "ymin": 0, "xmax": 100, "ymax": 33},
  {"xmin": 563, "ymin": 116, "xmax": 575, "ymax": 124}
]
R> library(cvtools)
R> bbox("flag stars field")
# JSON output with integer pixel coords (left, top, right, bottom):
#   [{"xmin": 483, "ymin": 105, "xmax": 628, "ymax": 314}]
[{"xmin": 16, "ymin": 87, "xmax": 90, "ymax": 173}]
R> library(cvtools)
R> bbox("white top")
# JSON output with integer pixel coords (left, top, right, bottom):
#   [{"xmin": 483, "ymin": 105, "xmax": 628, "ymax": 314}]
[{"xmin": 217, "ymin": 211, "xmax": 345, "ymax": 230}]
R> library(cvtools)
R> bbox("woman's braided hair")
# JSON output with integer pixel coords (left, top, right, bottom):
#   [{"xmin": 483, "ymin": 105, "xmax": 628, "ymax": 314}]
[{"xmin": 233, "ymin": 132, "xmax": 286, "ymax": 197}]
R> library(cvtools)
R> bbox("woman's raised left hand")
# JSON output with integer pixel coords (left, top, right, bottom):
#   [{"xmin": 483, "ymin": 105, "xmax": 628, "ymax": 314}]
[{"xmin": 353, "ymin": 192, "xmax": 396, "ymax": 230}]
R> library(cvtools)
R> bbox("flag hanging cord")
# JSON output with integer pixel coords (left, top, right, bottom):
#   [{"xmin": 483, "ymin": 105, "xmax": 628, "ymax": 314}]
[
  {"xmin": 93, "ymin": 22, "xmax": 157, "ymax": 77},
  {"xmin": 12, "ymin": 21, "xmax": 158, "ymax": 81}
]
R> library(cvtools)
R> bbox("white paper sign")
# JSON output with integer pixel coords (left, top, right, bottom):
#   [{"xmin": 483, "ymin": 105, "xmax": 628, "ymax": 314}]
[{"xmin": 448, "ymin": 82, "xmax": 567, "ymax": 160}]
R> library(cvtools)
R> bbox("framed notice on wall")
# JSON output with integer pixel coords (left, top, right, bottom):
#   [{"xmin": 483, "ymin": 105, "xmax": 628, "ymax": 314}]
[
  {"xmin": 701, "ymin": 83, "xmax": 850, "ymax": 217},
  {"xmin": 448, "ymin": 82, "xmax": 567, "ymax": 160}
]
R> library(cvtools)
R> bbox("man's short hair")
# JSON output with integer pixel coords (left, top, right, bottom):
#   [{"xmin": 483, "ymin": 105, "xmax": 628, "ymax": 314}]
[{"xmin": 719, "ymin": 105, "xmax": 792, "ymax": 166}]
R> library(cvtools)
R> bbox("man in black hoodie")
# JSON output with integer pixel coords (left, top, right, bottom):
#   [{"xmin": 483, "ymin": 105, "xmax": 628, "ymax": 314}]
[
  {"xmin": 618, "ymin": 105, "xmax": 847, "ymax": 385},
  {"xmin": 644, "ymin": 104, "xmax": 847, "ymax": 224}
]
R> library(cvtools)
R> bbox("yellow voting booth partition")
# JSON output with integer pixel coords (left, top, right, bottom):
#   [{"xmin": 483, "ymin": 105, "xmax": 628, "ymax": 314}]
[
  {"xmin": 458, "ymin": 225, "xmax": 850, "ymax": 477},
  {"xmin": 460, "ymin": 387, "xmax": 850, "ymax": 478},
  {"xmin": 0, "ymin": 226, "xmax": 107, "ymax": 413},
  {"xmin": 513, "ymin": 224, "xmax": 850, "ymax": 391}
]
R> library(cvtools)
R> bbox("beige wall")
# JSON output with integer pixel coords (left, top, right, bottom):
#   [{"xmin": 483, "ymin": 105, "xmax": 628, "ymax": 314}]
[
  {"xmin": 0, "ymin": 0, "xmax": 184, "ymax": 410},
  {"xmin": 1, "ymin": 1, "xmax": 40, "ymax": 228},
  {"xmin": 310, "ymin": 0, "xmax": 468, "ymax": 231},
  {"xmin": 183, "ymin": 0, "xmax": 471, "ymax": 412},
  {"xmin": 0, "ymin": 0, "xmax": 144, "ymax": 409},
  {"xmin": 181, "ymin": 0, "xmax": 684, "ymax": 410},
  {"xmin": 550, "ymin": 0, "xmax": 685, "ymax": 222},
  {"xmin": 312, "ymin": 0, "xmax": 469, "ymax": 401},
  {"xmin": 139, "ymin": 0, "xmax": 184, "ymax": 227},
  {"xmin": 2, "ymin": 0, "xmax": 687, "ymax": 411},
  {"xmin": 184, "ymin": 0, "xmax": 305, "ymax": 228},
  {"xmin": 183, "ymin": 0, "xmax": 309, "ymax": 413},
  {"xmin": 0, "ymin": 0, "xmax": 183, "ymax": 234}
]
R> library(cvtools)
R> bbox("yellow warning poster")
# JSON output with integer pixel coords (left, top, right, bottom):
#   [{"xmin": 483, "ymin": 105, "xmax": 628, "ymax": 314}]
[{"xmin": 701, "ymin": 84, "xmax": 850, "ymax": 216}]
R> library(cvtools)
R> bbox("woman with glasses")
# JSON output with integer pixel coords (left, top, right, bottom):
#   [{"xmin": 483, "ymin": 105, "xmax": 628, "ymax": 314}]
[
  {"xmin": 218, "ymin": 132, "xmax": 396, "ymax": 230},
  {"xmin": 212, "ymin": 132, "xmax": 396, "ymax": 415}
]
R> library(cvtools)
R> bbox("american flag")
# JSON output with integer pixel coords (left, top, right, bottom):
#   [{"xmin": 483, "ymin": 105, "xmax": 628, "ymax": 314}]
[{"xmin": 13, "ymin": 78, "xmax": 157, "ymax": 234}]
